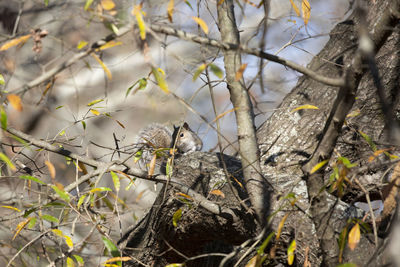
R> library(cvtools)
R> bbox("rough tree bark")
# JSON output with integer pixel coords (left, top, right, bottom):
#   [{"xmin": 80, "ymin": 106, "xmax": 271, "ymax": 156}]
[{"xmin": 120, "ymin": 0, "xmax": 400, "ymax": 266}]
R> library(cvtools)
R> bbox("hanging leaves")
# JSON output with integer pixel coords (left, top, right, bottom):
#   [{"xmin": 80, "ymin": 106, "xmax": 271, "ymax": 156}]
[
  {"xmin": 13, "ymin": 217, "xmax": 33, "ymax": 240},
  {"xmin": 172, "ymin": 208, "xmax": 182, "ymax": 227},
  {"xmin": 91, "ymin": 53, "xmax": 112, "ymax": 80},
  {"xmin": 0, "ymin": 152, "xmax": 16, "ymax": 171},
  {"xmin": 101, "ymin": 0, "xmax": 115, "ymax": 10},
  {"xmin": 7, "ymin": 94, "xmax": 23, "ymax": 111},
  {"xmin": 191, "ymin": 17, "xmax": 209, "ymax": 34},
  {"xmin": 287, "ymin": 239, "xmax": 296, "ymax": 265},
  {"xmin": 348, "ymin": 223, "xmax": 360, "ymax": 251},
  {"xmin": 132, "ymin": 5, "xmax": 146, "ymax": 40},
  {"xmin": 167, "ymin": 0, "xmax": 174, "ymax": 22},
  {"xmin": 301, "ymin": 0, "xmax": 311, "ymax": 25},
  {"xmin": 0, "ymin": 73, "xmax": 5, "ymax": 85},
  {"xmin": 0, "ymin": 34, "xmax": 31, "ymax": 51},
  {"xmin": 0, "ymin": 107, "xmax": 6, "ymax": 129},
  {"xmin": 45, "ymin": 160, "xmax": 56, "ymax": 180},
  {"xmin": 235, "ymin": 63, "xmax": 248, "ymax": 81},
  {"xmin": 289, "ymin": 0, "xmax": 301, "ymax": 16},
  {"xmin": 152, "ymin": 67, "xmax": 169, "ymax": 94}
]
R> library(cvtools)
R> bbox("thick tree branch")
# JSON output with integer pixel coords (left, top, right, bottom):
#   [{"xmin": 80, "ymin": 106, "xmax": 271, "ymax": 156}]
[
  {"xmin": 4, "ymin": 127, "xmax": 238, "ymax": 221},
  {"xmin": 217, "ymin": 0, "xmax": 268, "ymax": 225},
  {"xmin": 149, "ymin": 24, "xmax": 345, "ymax": 87},
  {"xmin": 302, "ymin": 0, "xmax": 400, "ymax": 264}
]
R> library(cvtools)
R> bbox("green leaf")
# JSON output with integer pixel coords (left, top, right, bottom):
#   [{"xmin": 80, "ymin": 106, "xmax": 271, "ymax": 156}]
[
  {"xmin": 51, "ymin": 185, "xmax": 71, "ymax": 202},
  {"xmin": 0, "ymin": 107, "xmax": 7, "ymax": 129},
  {"xmin": 359, "ymin": 130, "xmax": 377, "ymax": 152},
  {"xmin": 0, "ymin": 73, "xmax": 5, "ymax": 85},
  {"xmin": 73, "ymin": 254, "xmax": 84, "ymax": 266},
  {"xmin": 172, "ymin": 208, "xmax": 182, "ymax": 227},
  {"xmin": 77, "ymin": 194, "xmax": 87, "ymax": 209},
  {"xmin": 208, "ymin": 63, "xmax": 223, "ymax": 79},
  {"xmin": 87, "ymin": 99, "xmax": 104, "ymax": 106},
  {"xmin": 101, "ymin": 236, "xmax": 120, "ymax": 257},
  {"xmin": 336, "ymin": 264, "xmax": 358, "ymax": 267},
  {"xmin": 81, "ymin": 120, "xmax": 86, "ymax": 130},
  {"xmin": 19, "ymin": 175, "xmax": 46, "ymax": 185},
  {"xmin": 125, "ymin": 78, "xmax": 148, "ymax": 97},
  {"xmin": 192, "ymin": 63, "xmax": 206, "ymax": 81},
  {"xmin": 0, "ymin": 152, "xmax": 16, "ymax": 171},
  {"xmin": 44, "ymin": 0, "xmax": 49, "ymax": 6},
  {"xmin": 184, "ymin": 0, "xmax": 193, "ymax": 10},
  {"xmin": 55, "ymin": 105, "xmax": 64, "ymax": 109},
  {"xmin": 84, "ymin": 0, "xmax": 94, "ymax": 10},
  {"xmin": 28, "ymin": 217, "xmax": 37, "ymax": 229},
  {"xmin": 338, "ymin": 157, "xmax": 357, "ymax": 168},
  {"xmin": 110, "ymin": 171, "xmax": 120, "ymax": 192},
  {"xmin": 41, "ymin": 214, "xmax": 59, "ymax": 223},
  {"xmin": 257, "ymin": 232, "xmax": 275, "ymax": 255}
]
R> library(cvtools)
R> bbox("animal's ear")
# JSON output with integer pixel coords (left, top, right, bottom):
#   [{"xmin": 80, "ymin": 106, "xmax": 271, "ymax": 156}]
[{"xmin": 182, "ymin": 122, "xmax": 189, "ymax": 130}]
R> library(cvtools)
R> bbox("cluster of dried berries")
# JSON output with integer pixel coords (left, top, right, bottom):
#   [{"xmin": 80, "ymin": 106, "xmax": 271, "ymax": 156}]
[{"xmin": 30, "ymin": 28, "xmax": 48, "ymax": 53}]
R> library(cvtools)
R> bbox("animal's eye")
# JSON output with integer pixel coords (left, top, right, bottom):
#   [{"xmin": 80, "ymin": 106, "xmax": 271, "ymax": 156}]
[{"xmin": 180, "ymin": 133, "xmax": 184, "ymax": 137}]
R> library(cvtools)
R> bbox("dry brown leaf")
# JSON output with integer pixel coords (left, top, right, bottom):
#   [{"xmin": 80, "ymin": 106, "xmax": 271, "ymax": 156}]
[
  {"xmin": 45, "ymin": 160, "xmax": 56, "ymax": 180},
  {"xmin": 7, "ymin": 94, "xmax": 23, "ymax": 111}
]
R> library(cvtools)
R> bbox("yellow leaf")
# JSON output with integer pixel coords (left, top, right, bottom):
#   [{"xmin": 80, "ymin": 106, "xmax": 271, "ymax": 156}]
[
  {"xmin": 64, "ymin": 235, "xmax": 74, "ymax": 249},
  {"xmin": 152, "ymin": 67, "xmax": 169, "ymax": 94},
  {"xmin": 7, "ymin": 94, "xmax": 23, "ymax": 111},
  {"xmin": 45, "ymin": 160, "xmax": 56, "ymax": 180},
  {"xmin": 291, "ymin": 104, "xmax": 318, "ymax": 112},
  {"xmin": 210, "ymin": 189, "xmax": 225, "ymax": 198},
  {"xmin": 289, "ymin": 0, "xmax": 300, "ymax": 16},
  {"xmin": 302, "ymin": 0, "xmax": 311, "ymax": 25},
  {"xmin": 193, "ymin": 63, "xmax": 207, "ymax": 81},
  {"xmin": 132, "ymin": 5, "xmax": 146, "ymax": 40},
  {"xmin": 90, "ymin": 109, "xmax": 100, "ymax": 116},
  {"xmin": 348, "ymin": 223, "xmax": 360, "ymax": 251},
  {"xmin": 287, "ymin": 239, "xmax": 296, "ymax": 265},
  {"xmin": 212, "ymin": 108, "xmax": 237, "ymax": 123},
  {"xmin": 1, "ymin": 205, "xmax": 21, "ymax": 212},
  {"xmin": 135, "ymin": 190, "xmax": 144, "ymax": 202},
  {"xmin": 167, "ymin": 0, "xmax": 174, "ymax": 22},
  {"xmin": 101, "ymin": 0, "xmax": 115, "ymax": 10},
  {"xmin": 175, "ymin": 192, "xmax": 192, "ymax": 200},
  {"xmin": 99, "ymin": 40, "xmax": 122, "ymax": 51},
  {"xmin": 310, "ymin": 159, "xmax": 329, "ymax": 174},
  {"xmin": 148, "ymin": 154, "xmax": 157, "ymax": 176},
  {"xmin": 276, "ymin": 213, "xmax": 289, "ymax": 240},
  {"xmin": 13, "ymin": 218, "xmax": 32, "ymax": 240},
  {"xmin": 66, "ymin": 257, "xmax": 75, "ymax": 267},
  {"xmin": 245, "ymin": 255, "xmax": 260, "ymax": 267},
  {"xmin": 192, "ymin": 17, "xmax": 209, "ymax": 34},
  {"xmin": 104, "ymin": 257, "xmax": 132, "ymax": 263},
  {"xmin": 346, "ymin": 109, "xmax": 360, "ymax": 118},
  {"xmin": 235, "ymin": 63, "xmax": 247, "ymax": 81},
  {"xmin": 91, "ymin": 53, "xmax": 112, "ymax": 80},
  {"xmin": 52, "ymin": 229, "xmax": 63, "ymax": 237},
  {"xmin": 77, "ymin": 41, "xmax": 88, "ymax": 50},
  {"xmin": 0, "ymin": 34, "xmax": 31, "ymax": 51}
]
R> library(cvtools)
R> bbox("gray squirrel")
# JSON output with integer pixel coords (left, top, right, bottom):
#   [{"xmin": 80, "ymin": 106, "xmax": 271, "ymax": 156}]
[{"xmin": 133, "ymin": 122, "xmax": 202, "ymax": 173}]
